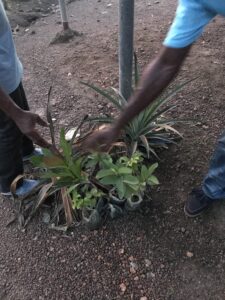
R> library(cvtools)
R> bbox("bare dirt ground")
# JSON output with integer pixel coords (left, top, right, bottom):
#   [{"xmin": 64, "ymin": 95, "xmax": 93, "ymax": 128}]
[{"xmin": 1, "ymin": 0, "xmax": 225, "ymax": 299}]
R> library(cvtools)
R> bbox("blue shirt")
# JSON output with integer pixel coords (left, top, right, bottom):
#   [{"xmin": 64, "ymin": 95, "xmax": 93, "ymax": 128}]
[
  {"xmin": 164, "ymin": 0, "xmax": 225, "ymax": 48},
  {"xmin": 0, "ymin": 0, "xmax": 23, "ymax": 94}
]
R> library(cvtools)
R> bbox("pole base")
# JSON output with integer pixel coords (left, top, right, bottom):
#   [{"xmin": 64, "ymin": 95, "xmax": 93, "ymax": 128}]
[{"xmin": 50, "ymin": 28, "xmax": 82, "ymax": 45}]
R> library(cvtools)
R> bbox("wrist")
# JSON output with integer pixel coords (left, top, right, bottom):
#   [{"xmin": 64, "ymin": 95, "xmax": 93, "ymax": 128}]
[
  {"xmin": 113, "ymin": 122, "xmax": 123, "ymax": 135},
  {"xmin": 10, "ymin": 105, "xmax": 24, "ymax": 122}
]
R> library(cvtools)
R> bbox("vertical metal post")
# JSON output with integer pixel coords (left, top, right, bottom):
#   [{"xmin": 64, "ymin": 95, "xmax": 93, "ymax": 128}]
[
  {"xmin": 58, "ymin": 0, "xmax": 69, "ymax": 30},
  {"xmin": 119, "ymin": 0, "xmax": 134, "ymax": 100}
]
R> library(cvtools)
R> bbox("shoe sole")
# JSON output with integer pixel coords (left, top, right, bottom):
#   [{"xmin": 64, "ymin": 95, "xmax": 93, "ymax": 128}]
[{"xmin": 183, "ymin": 205, "xmax": 210, "ymax": 218}]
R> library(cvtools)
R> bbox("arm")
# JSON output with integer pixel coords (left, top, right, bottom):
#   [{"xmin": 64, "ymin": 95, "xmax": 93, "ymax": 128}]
[
  {"xmin": 114, "ymin": 46, "xmax": 191, "ymax": 133},
  {"xmin": 84, "ymin": 0, "xmax": 216, "ymax": 152},
  {"xmin": 0, "ymin": 87, "xmax": 51, "ymax": 148},
  {"xmin": 84, "ymin": 46, "xmax": 191, "ymax": 151}
]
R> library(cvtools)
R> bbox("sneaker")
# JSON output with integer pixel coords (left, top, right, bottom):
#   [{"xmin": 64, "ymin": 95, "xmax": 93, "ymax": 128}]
[
  {"xmin": 184, "ymin": 188, "xmax": 213, "ymax": 217},
  {"xmin": 23, "ymin": 147, "xmax": 43, "ymax": 162},
  {"xmin": 1, "ymin": 179, "xmax": 40, "ymax": 197}
]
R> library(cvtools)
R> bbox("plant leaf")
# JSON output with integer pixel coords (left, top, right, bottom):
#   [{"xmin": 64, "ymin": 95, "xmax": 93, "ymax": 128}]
[
  {"xmin": 140, "ymin": 135, "xmax": 150, "ymax": 158},
  {"xmin": 46, "ymin": 86, "xmax": 56, "ymax": 147},
  {"xmin": 123, "ymin": 175, "xmax": 139, "ymax": 185},
  {"xmin": 80, "ymin": 81, "xmax": 123, "ymax": 110},
  {"xmin": 61, "ymin": 187, "xmax": 74, "ymax": 226},
  {"xmin": 117, "ymin": 167, "xmax": 132, "ymax": 175},
  {"xmin": 99, "ymin": 175, "xmax": 117, "ymax": 185},
  {"xmin": 148, "ymin": 163, "xmax": 159, "ymax": 176},
  {"xmin": 60, "ymin": 128, "xmax": 72, "ymax": 163},
  {"xmin": 148, "ymin": 175, "xmax": 159, "ymax": 185},
  {"xmin": 96, "ymin": 169, "xmax": 115, "ymax": 179}
]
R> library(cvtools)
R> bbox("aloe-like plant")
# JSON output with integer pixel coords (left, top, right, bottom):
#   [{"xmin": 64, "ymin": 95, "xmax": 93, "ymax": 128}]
[{"xmin": 81, "ymin": 54, "xmax": 193, "ymax": 158}]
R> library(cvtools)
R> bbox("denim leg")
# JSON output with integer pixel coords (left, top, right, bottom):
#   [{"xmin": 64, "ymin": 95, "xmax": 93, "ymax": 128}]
[{"xmin": 203, "ymin": 130, "xmax": 225, "ymax": 199}]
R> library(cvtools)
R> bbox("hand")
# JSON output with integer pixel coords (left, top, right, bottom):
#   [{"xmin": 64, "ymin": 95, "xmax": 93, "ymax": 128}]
[
  {"xmin": 83, "ymin": 126, "xmax": 121, "ymax": 152},
  {"xmin": 14, "ymin": 110, "xmax": 51, "ymax": 149}
]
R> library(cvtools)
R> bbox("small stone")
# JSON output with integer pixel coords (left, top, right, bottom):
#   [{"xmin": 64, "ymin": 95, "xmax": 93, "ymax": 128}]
[
  {"xmin": 130, "ymin": 262, "xmax": 138, "ymax": 271},
  {"xmin": 202, "ymin": 125, "xmax": 209, "ymax": 129},
  {"xmin": 118, "ymin": 248, "xmax": 125, "ymax": 255},
  {"xmin": 130, "ymin": 267, "xmax": 136, "ymax": 274},
  {"xmin": 119, "ymin": 283, "xmax": 126, "ymax": 293},
  {"xmin": 140, "ymin": 297, "xmax": 148, "ymax": 300},
  {"xmin": 49, "ymin": 247, "xmax": 54, "ymax": 252},
  {"xmin": 186, "ymin": 251, "xmax": 194, "ymax": 258},
  {"xmin": 134, "ymin": 276, "xmax": 139, "ymax": 281},
  {"xmin": 147, "ymin": 272, "xmax": 155, "ymax": 279},
  {"xmin": 129, "ymin": 256, "xmax": 134, "ymax": 261},
  {"xmin": 144, "ymin": 259, "xmax": 151, "ymax": 267},
  {"xmin": 181, "ymin": 227, "xmax": 186, "ymax": 233}
]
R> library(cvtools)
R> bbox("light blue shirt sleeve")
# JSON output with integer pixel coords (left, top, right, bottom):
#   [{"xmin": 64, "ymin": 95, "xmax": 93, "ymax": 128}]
[
  {"xmin": 163, "ymin": 0, "xmax": 216, "ymax": 48},
  {"xmin": 0, "ymin": 0, "xmax": 23, "ymax": 94}
]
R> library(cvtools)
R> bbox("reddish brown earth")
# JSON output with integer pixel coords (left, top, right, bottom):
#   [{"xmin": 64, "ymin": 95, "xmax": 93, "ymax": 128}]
[{"xmin": 1, "ymin": 0, "xmax": 225, "ymax": 299}]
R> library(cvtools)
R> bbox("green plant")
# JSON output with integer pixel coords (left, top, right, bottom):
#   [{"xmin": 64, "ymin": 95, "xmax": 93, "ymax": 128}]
[
  {"xmin": 81, "ymin": 54, "xmax": 193, "ymax": 158},
  {"xmin": 71, "ymin": 187, "xmax": 103, "ymax": 210},
  {"xmin": 14, "ymin": 83, "xmax": 161, "ymax": 231},
  {"xmin": 32, "ymin": 129, "xmax": 87, "ymax": 188},
  {"xmin": 95, "ymin": 152, "xmax": 158, "ymax": 200}
]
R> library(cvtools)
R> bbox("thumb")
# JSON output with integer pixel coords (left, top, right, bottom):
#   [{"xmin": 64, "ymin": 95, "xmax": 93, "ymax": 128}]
[{"xmin": 36, "ymin": 115, "xmax": 49, "ymax": 127}]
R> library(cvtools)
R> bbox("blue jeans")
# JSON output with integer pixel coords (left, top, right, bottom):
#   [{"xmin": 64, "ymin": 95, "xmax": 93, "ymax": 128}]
[{"xmin": 203, "ymin": 131, "xmax": 225, "ymax": 199}]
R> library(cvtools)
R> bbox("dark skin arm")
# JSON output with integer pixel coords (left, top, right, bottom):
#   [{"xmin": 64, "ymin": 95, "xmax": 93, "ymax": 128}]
[
  {"xmin": 0, "ymin": 87, "xmax": 51, "ymax": 149},
  {"xmin": 84, "ymin": 45, "xmax": 192, "ymax": 151}
]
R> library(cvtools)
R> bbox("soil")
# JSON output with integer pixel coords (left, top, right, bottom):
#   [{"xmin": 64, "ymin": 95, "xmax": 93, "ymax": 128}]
[{"xmin": 1, "ymin": 0, "xmax": 225, "ymax": 299}]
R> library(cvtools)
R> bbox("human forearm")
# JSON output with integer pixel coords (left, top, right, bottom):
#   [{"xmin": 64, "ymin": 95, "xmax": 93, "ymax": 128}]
[
  {"xmin": 0, "ymin": 87, "xmax": 51, "ymax": 149},
  {"xmin": 114, "ymin": 46, "xmax": 191, "ymax": 132}
]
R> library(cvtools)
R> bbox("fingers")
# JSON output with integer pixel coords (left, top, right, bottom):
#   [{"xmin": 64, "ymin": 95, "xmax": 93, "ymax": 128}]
[
  {"xmin": 36, "ymin": 115, "xmax": 49, "ymax": 127},
  {"xmin": 28, "ymin": 131, "xmax": 51, "ymax": 149},
  {"xmin": 82, "ymin": 135, "xmax": 110, "ymax": 153}
]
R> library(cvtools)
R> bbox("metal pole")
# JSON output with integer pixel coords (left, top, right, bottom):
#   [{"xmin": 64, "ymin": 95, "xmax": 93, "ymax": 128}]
[
  {"xmin": 58, "ymin": 0, "xmax": 69, "ymax": 30},
  {"xmin": 119, "ymin": 0, "xmax": 134, "ymax": 100}
]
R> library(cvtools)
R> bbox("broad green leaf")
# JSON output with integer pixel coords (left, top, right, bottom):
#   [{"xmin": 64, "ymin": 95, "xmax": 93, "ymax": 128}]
[
  {"xmin": 116, "ymin": 179, "xmax": 125, "ymax": 199},
  {"xmin": 117, "ymin": 167, "xmax": 132, "ymax": 175},
  {"xmin": 96, "ymin": 169, "xmax": 115, "ymax": 179},
  {"xmin": 141, "ymin": 165, "xmax": 149, "ymax": 180},
  {"xmin": 148, "ymin": 175, "xmax": 159, "ymax": 185},
  {"xmin": 100, "ymin": 175, "xmax": 117, "ymax": 185},
  {"xmin": 148, "ymin": 163, "xmax": 159, "ymax": 176},
  {"xmin": 123, "ymin": 175, "xmax": 139, "ymax": 185}
]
